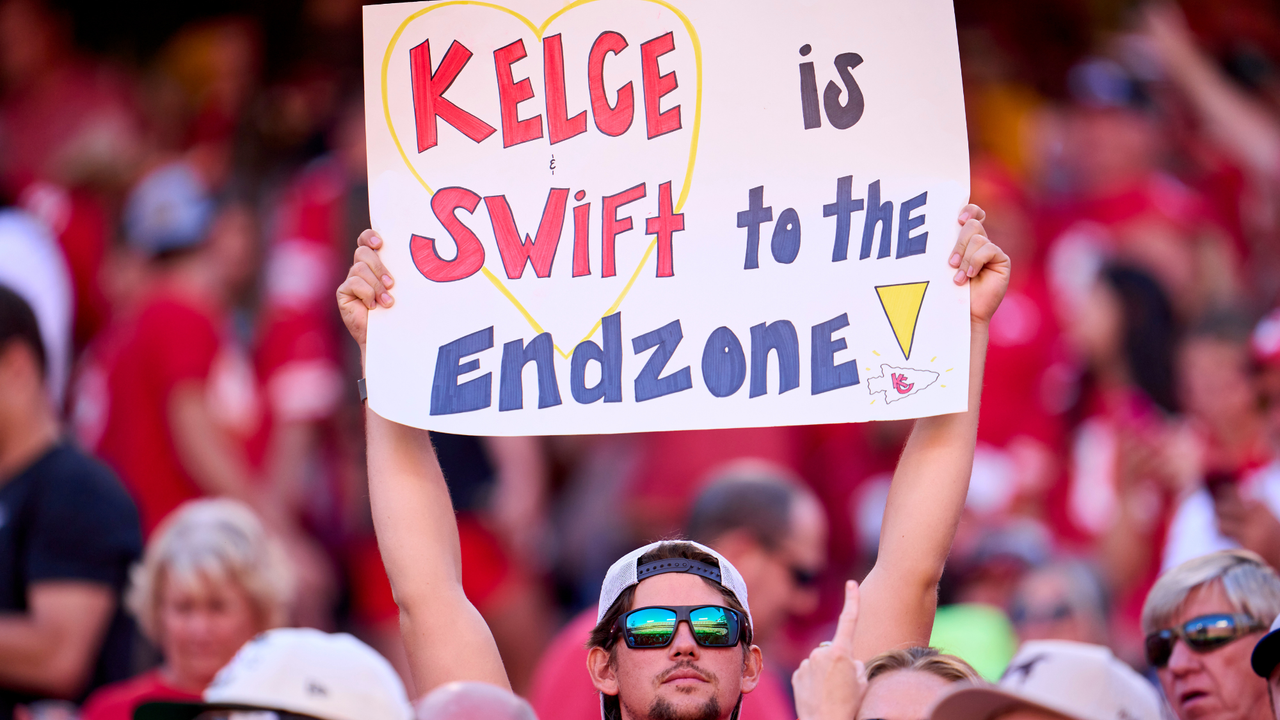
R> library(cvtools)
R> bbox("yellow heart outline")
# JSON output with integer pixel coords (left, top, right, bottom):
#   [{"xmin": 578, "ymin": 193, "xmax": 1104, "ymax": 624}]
[{"xmin": 380, "ymin": 0, "xmax": 703, "ymax": 358}]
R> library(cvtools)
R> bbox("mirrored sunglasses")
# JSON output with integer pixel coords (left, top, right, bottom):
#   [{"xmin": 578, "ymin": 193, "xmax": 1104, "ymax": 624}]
[
  {"xmin": 615, "ymin": 605, "xmax": 745, "ymax": 649},
  {"xmin": 1144, "ymin": 613, "xmax": 1267, "ymax": 668}
]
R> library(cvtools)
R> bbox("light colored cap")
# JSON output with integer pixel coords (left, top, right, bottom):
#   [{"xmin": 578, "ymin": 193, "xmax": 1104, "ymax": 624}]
[
  {"xmin": 135, "ymin": 628, "xmax": 413, "ymax": 720},
  {"xmin": 597, "ymin": 540, "xmax": 751, "ymax": 627},
  {"xmin": 929, "ymin": 640, "xmax": 1165, "ymax": 720},
  {"xmin": 123, "ymin": 160, "xmax": 215, "ymax": 255}
]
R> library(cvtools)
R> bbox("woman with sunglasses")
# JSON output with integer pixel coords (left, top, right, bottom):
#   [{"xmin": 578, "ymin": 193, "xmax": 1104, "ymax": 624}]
[{"xmin": 1140, "ymin": 549, "xmax": 1280, "ymax": 720}]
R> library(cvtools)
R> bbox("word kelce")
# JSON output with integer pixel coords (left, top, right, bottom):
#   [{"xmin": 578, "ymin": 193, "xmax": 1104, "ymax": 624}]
[
  {"xmin": 411, "ymin": 30, "xmax": 684, "ymax": 151},
  {"xmin": 429, "ymin": 311, "xmax": 863, "ymax": 415}
]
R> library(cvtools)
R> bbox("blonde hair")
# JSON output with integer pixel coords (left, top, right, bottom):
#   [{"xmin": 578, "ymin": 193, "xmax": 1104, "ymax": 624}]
[
  {"xmin": 126, "ymin": 499, "xmax": 293, "ymax": 642},
  {"xmin": 865, "ymin": 646, "xmax": 984, "ymax": 685},
  {"xmin": 1141, "ymin": 549, "xmax": 1280, "ymax": 634}
]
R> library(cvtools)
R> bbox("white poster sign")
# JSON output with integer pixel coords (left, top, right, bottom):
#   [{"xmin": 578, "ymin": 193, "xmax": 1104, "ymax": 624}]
[{"xmin": 362, "ymin": 0, "xmax": 970, "ymax": 435}]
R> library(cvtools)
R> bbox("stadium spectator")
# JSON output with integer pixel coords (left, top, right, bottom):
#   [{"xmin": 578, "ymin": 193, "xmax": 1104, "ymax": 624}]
[
  {"xmin": 79, "ymin": 498, "xmax": 292, "ymax": 720},
  {"xmin": 792, "ymin": 583, "xmax": 983, "ymax": 720},
  {"xmin": 856, "ymin": 647, "xmax": 983, "ymax": 720},
  {"xmin": 529, "ymin": 463, "xmax": 826, "ymax": 720},
  {"xmin": 0, "ymin": 286, "xmax": 141, "ymax": 718},
  {"xmin": 74, "ymin": 160, "xmax": 266, "ymax": 536},
  {"xmin": 1009, "ymin": 561, "xmax": 1110, "ymax": 647},
  {"xmin": 1164, "ymin": 314, "xmax": 1279, "ymax": 570},
  {"xmin": 133, "ymin": 627, "xmax": 413, "ymax": 720},
  {"xmin": 0, "ymin": 208, "xmax": 70, "ymax": 405},
  {"xmin": 1141, "ymin": 549, "xmax": 1280, "ymax": 720}
]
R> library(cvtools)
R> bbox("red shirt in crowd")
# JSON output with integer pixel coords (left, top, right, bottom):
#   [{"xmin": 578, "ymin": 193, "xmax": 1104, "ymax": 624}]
[
  {"xmin": 530, "ymin": 609, "xmax": 797, "ymax": 720},
  {"xmin": 79, "ymin": 670, "xmax": 202, "ymax": 720},
  {"xmin": 75, "ymin": 286, "xmax": 266, "ymax": 535}
]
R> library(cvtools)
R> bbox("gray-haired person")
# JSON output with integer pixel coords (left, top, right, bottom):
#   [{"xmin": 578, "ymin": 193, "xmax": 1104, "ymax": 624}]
[{"xmin": 1141, "ymin": 550, "xmax": 1280, "ymax": 720}]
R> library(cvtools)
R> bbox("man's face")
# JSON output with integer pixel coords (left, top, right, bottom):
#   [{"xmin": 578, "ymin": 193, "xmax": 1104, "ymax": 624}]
[
  {"xmin": 1155, "ymin": 583, "xmax": 1271, "ymax": 720},
  {"xmin": 588, "ymin": 572, "xmax": 763, "ymax": 720},
  {"xmin": 733, "ymin": 496, "xmax": 827, "ymax": 641}
]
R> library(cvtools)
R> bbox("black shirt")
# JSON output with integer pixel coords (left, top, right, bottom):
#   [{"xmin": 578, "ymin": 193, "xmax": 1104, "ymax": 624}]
[{"xmin": 0, "ymin": 443, "xmax": 143, "ymax": 719}]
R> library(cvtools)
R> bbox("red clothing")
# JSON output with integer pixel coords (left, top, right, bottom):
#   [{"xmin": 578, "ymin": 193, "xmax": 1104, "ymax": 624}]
[
  {"xmin": 530, "ymin": 609, "xmax": 796, "ymax": 720},
  {"xmin": 79, "ymin": 670, "xmax": 201, "ymax": 720},
  {"xmin": 349, "ymin": 514, "xmax": 514, "ymax": 625},
  {"xmin": 76, "ymin": 287, "xmax": 265, "ymax": 535},
  {"xmin": 256, "ymin": 159, "xmax": 349, "ymax": 425}
]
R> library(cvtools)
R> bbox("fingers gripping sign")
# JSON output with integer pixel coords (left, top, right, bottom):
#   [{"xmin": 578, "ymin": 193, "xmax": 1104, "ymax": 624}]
[
  {"xmin": 946, "ymin": 204, "xmax": 1010, "ymax": 326},
  {"xmin": 337, "ymin": 230, "xmax": 398, "ymax": 351},
  {"xmin": 793, "ymin": 581, "xmax": 868, "ymax": 720}
]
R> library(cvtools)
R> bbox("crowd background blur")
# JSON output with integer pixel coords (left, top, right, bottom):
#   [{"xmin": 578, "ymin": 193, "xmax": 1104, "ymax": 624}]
[{"xmin": 9, "ymin": 0, "xmax": 1280, "ymax": 715}]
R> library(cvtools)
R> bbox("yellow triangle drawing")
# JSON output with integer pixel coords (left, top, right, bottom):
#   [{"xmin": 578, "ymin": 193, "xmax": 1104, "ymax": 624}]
[{"xmin": 876, "ymin": 282, "xmax": 929, "ymax": 360}]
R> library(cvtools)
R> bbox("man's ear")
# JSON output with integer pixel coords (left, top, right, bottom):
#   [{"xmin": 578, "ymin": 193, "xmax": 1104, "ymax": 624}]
[
  {"xmin": 587, "ymin": 646, "xmax": 620, "ymax": 695},
  {"xmin": 739, "ymin": 644, "xmax": 765, "ymax": 694}
]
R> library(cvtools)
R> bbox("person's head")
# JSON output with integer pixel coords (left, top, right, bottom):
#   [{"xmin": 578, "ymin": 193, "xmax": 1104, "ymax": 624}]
[
  {"xmin": 127, "ymin": 499, "xmax": 293, "ymax": 689},
  {"xmin": 1178, "ymin": 313, "xmax": 1259, "ymax": 434},
  {"xmin": 929, "ymin": 640, "xmax": 1164, "ymax": 720},
  {"xmin": 135, "ymin": 628, "xmax": 413, "ymax": 720},
  {"xmin": 1067, "ymin": 264, "xmax": 1178, "ymax": 412},
  {"xmin": 685, "ymin": 461, "xmax": 827, "ymax": 640},
  {"xmin": 587, "ymin": 540, "xmax": 763, "ymax": 720},
  {"xmin": 856, "ymin": 647, "xmax": 982, "ymax": 720},
  {"xmin": 122, "ymin": 160, "xmax": 257, "ymax": 295},
  {"xmin": 1141, "ymin": 549, "xmax": 1280, "ymax": 720},
  {"xmin": 0, "ymin": 284, "xmax": 48, "ymax": 427},
  {"xmin": 1010, "ymin": 561, "xmax": 1109, "ymax": 647},
  {"xmin": 1064, "ymin": 58, "xmax": 1162, "ymax": 196},
  {"xmin": 414, "ymin": 682, "xmax": 537, "ymax": 720}
]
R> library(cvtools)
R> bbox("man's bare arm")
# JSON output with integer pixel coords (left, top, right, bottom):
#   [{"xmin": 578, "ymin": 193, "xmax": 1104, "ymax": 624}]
[
  {"xmin": 0, "ymin": 582, "xmax": 115, "ymax": 697},
  {"xmin": 339, "ymin": 230, "xmax": 510, "ymax": 693},
  {"xmin": 853, "ymin": 205, "xmax": 1008, "ymax": 660}
]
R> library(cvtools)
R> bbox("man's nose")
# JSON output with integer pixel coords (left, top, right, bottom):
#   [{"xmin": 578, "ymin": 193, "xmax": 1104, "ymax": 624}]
[
  {"xmin": 668, "ymin": 620, "xmax": 701, "ymax": 658},
  {"xmin": 1166, "ymin": 638, "xmax": 1201, "ymax": 675}
]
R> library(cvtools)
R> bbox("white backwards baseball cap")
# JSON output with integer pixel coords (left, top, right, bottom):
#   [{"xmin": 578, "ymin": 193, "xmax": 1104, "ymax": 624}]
[
  {"xmin": 595, "ymin": 540, "xmax": 752, "ymax": 720},
  {"xmin": 135, "ymin": 628, "xmax": 413, "ymax": 720},
  {"xmin": 597, "ymin": 539, "xmax": 752, "ymax": 626},
  {"xmin": 929, "ymin": 640, "xmax": 1165, "ymax": 720}
]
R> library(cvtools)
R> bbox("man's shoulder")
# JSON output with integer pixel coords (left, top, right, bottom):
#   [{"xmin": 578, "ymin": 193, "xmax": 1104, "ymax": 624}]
[{"xmin": 30, "ymin": 444, "xmax": 140, "ymax": 530}]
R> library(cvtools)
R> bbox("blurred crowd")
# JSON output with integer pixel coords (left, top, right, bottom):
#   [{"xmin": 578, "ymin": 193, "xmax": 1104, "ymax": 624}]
[{"xmin": 10, "ymin": 0, "xmax": 1280, "ymax": 718}]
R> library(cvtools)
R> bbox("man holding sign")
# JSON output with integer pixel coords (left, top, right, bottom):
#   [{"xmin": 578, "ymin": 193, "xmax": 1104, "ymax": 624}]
[{"xmin": 336, "ymin": 199, "xmax": 1007, "ymax": 718}]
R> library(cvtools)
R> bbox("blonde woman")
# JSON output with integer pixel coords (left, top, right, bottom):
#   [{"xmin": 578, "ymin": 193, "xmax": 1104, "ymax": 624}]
[
  {"xmin": 794, "ymin": 583, "xmax": 983, "ymax": 720},
  {"xmin": 80, "ymin": 499, "xmax": 292, "ymax": 720},
  {"xmin": 856, "ymin": 647, "xmax": 983, "ymax": 720}
]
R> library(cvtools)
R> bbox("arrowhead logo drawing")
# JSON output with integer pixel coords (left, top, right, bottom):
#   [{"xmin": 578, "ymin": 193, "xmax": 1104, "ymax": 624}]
[
  {"xmin": 875, "ymin": 282, "xmax": 928, "ymax": 360},
  {"xmin": 867, "ymin": 364, "xmax": 938, "ymax": 403}
]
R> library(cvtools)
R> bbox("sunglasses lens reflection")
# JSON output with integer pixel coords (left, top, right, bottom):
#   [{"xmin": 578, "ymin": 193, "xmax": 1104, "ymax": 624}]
[
  {"xmin": 626, "ymin": 608, "xmax": 678, "ymax": 647},
  {"xmin": 690, "ymin": 607, "xmax": 736, "ymax": 647}
]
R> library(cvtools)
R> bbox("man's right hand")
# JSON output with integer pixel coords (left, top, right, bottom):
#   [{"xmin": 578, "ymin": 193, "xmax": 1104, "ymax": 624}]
[{"xmin": 336, "ymin": 230, "xmax": 396, "ymax": 353}]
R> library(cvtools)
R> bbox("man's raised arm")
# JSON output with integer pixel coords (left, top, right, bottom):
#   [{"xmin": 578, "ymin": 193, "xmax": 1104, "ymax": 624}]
[
  {"xmin": 337, "ymin": 230, "xmax": 511, "ymax": 693},
  {"xmin": 853, "ymin": 204, "xmax": 1010, "ymax": 660}
]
